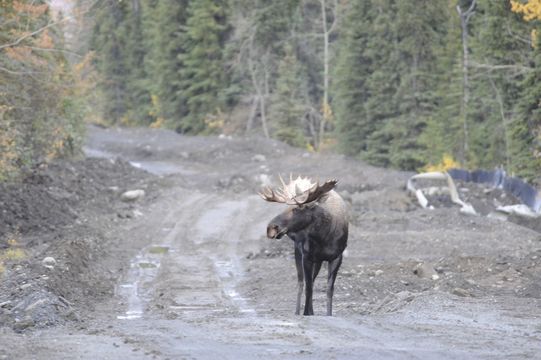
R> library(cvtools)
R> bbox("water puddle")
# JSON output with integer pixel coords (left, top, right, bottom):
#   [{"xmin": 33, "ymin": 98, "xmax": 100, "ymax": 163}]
[
  {"xmin": 116, "ymin": 245, "xmax": 171, "ymax": 320},
  {"xmin": 82, "ymin": 146, "xmax": 114, "ymax": 159},
  {"xmin": 84, "ymin": 145, "xmax": 192, "ymax": 176},
  {"xmin": 213, "ymin": 257, "xmax": 255, "ymax": 315},
  {"xmin": 118, "ymin": 199, "xmax": 256, "ymax": 320},
  {"xmin": 129, "ymin": 160, "xmax": 194, "ymax": 176}
]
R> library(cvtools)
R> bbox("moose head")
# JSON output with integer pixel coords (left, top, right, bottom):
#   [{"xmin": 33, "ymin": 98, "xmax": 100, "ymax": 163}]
[{"xmin": 259, "ymin": 175, "xmax": 338, "ymax": 240}]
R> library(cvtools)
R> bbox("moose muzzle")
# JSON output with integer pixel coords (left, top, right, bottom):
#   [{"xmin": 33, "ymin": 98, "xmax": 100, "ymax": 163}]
[{"xmin": 267, "ymin": 224, "xmax": 288, "ymax": 239}]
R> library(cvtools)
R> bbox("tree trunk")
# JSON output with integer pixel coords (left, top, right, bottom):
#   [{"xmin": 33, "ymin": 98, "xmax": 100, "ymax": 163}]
[
  {"xmin": 247, "ymin": 33, "xmax": 269, "ymax": 138},
  {"xmin": 318, "ymin": 0, "xmax": 330, "ymax": 151},
  {"xmin": 488, "ymin": 77, "xmax": 511, "ymax": 170},
  {"xmin": 457, "ymin": 0, "xmax": 476, "ymax": 164},
  {"xmin": 246, "ymin": 96, "xmax": 258, "ymax": 133}
]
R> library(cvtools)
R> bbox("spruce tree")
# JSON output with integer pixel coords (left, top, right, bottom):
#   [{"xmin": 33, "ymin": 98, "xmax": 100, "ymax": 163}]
[
  {"xmin": 91, "ymin": 0, "xmax": 130, "ymax": 123},
  {"xmin": 510, "ymin": 27, "xmax": 541, "ymax": 181},
  {"xmin": 123, "ymin": 1, "xmax": 151, "ymax": 124},
  {"xmin": 270, "ymin": 45, "xmax": 306, "ymax": 147},
  {"xmin": 335, "ymin": 0, "xmax": 450, "ymax": 170},
  {"xmin": 143, "ymin": 0, "xmax": 190, "ymax": 124},
  {"xmin": 385, "ymin": 0, "xmax": 448, "ymax": 170},
  {"xmin": 177, "ymin": 0, "xmax": 229, "ymax": 133},
  {"xmin": 334, "ymin": 0, "xmax": 376, "ymax": 156}
]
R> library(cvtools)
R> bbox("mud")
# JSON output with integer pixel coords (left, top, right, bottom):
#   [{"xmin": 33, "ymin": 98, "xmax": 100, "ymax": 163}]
[{"xmin": 1, "ymin": 125, "xmax": 540, "ymax": 359}]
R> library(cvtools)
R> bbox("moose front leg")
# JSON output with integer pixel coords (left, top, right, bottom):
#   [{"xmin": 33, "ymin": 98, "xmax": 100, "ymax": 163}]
[
  {"xmin": 294, "ymin": 247, "xmax": 304, "ymax": 315},
  {"xmin": 302, "ymin": 256, "xmax": 315, "ymax": 316},
  {"xmin": 312, "ymin": 261, "xmax": 322, "ymax": 282},
  {"xmin": 326, "ymin": 254, "xmax": 343, "ymax": 316}
]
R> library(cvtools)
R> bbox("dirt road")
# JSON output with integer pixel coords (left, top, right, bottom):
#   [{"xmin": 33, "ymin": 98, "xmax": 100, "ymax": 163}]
[{"xmin": 1, "ymin": 126, "xmax": 540, "ymax": 359}]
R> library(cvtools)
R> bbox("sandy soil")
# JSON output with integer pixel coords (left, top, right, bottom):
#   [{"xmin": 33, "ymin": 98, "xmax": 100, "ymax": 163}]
[{"xmin": 1, "ymin": 125, "xmax": 540, "ymax": 359}]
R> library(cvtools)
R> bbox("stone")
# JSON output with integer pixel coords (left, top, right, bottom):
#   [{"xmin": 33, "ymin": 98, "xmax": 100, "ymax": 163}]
[
  {"xmin": 452, "ymin": 287, "xmax": 471, "ymax": 297},
  {"xmin": 13, "ymin": 317, "xmax": 35, "ymax": 332},
  {"xmin": 19, "ymin": 283, "xmax": 32, "ymax": 290},
  {"xmin": 255, "ymin": 174, "xmax": 271, "ymax": 187},
  {"xmin": 42, "ymin": 257, "xmax": 56, "ymax": 269},
  {"xmin": 413, "ymin": 262, "xmax": 439, "ymax": 280},
  {"xmin": 252, "ymin": 154, "xmax": 266, "ymax": 162},
  {"xmin": 120, "ymin": 189, "xmax": 145, "ymax": 202}
]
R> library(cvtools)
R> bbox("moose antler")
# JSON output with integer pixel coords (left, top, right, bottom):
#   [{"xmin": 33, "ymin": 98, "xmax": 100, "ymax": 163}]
[{"xmin": 259, "ymin": 175, "xmax": 338, "ymax": 205}]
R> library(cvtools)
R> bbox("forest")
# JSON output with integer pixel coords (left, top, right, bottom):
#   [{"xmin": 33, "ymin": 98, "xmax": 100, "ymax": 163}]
[{"xmin": 1, "ymin": 0, "xmax": 540, "ymax": 185}]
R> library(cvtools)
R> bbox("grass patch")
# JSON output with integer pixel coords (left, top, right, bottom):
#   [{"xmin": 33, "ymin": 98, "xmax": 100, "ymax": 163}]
[
  {"xmin": 138, "ymin": 262, "xmax": 157, "ymax": 269},
  {"xmin": 148, "ymin": 246, "xmax": 169, "ymax": 255},
  {"xmin": 0, "ymin": 232, "xmax": 27, "ymax": 275},
  {"xmin": 2, "ymin": 248, "xmax": 26, "ymax": 261}
]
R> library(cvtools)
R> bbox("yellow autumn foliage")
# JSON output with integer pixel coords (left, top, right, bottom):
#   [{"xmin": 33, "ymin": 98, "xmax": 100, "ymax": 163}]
[
  {"xmin": 0, "ymin": 121, "xmax": 19, "ymax": 181},
  {"xmin": 511, "ymin": 0, "xmax": 541, "ymax": 21},
  {"xmin": 511, "ymin": 0, "xmax": 541, "ymax": 46},
  {"xmin": 423, "ymin": 154, "xmax": 461, "ymax": 172},
  {"xmin": 321, "ymin": 101, "xmax": 334, "ymax": 122},
  {"xmin": 204, "ymin": 108, "xmax": 225, "ymax": 132},
  {"xmin": 12, "ymin": 1, "xmax": 48, "ymax": 16},
  {"xmin": 149, "ymin": 117, "xmax": 164, "ymax": 129},
  {"xmin": 0, "ymin": 232, "xmax": 26, "ymax": 276},
  {"xmin": 148, "ymin": 94, "xmax": 165, "ymax": 128}
]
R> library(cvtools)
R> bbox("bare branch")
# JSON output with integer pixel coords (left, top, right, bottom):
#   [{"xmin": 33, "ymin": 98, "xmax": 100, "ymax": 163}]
[
  {"xmin": 0, "ymin": 0, "xmax": 100, "ymax": 51},
  {"xmin": 470, "ymin": 62, "xmax": 533, "ymax": 72},
  {"xmin": 505, "ymin": 22, "xmax": 532, "ymax": 46},
  {"xmin": 24, "ymin": 46, "xmax": 83, "ymax": 58},
  {"xmin": 0, "ymin": 66, "xmax": 43, "ymax": 75},
  {"xmin": 0, "ymin": 20, "xmax": 62, "ymax": 50},
  {"xmin": 327, "ymin": 0, "xmax": 339, "ymax": 35}
]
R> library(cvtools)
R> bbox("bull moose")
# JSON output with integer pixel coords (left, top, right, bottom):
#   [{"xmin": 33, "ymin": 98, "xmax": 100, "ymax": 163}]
[{"xmin": 259, "ymin": 175, "xmax": 348, "ymax": 316}]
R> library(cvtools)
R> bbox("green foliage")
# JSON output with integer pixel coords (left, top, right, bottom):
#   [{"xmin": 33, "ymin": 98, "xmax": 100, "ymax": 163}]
[
  {"xmin": 142, "ymin": 0, "xmax": 189, "ymax": 124},
  {"xmin": 0, "ymin": 0, "xmax": 85, "ymax": 181},
  {"xmin": 509, "ymin": 25, "xmax": 541, "ymax": 181},
  {"xmin": 270, "ymin": 45, "xmax": 307, "ymax": 147},
  {"xmin": 90, "ymin": 0, "xmax": 130, "ymax": 123},
  {"xmin": 176, "ymin": 0, "xmax": 229, "ymax": 134},
  {"xmin": 85, "ymin": 0, "xmax": 541, "ymax": 184},
  {"xmin": 334, "ymin": 0, "xmax": 375, "ymax": 156},
  {"xmin": 335, "ymin": 0, "xmax": 447, "ymax": 170}
]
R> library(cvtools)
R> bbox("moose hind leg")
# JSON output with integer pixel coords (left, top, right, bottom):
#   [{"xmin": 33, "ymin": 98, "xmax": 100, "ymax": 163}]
[
  {"xmin": 295, "ymin": 247, "xmax": 304, "ymax": 315},
  {"xmin": 326, "ymin": 255, "xmax": 343, "ymax": 316}
]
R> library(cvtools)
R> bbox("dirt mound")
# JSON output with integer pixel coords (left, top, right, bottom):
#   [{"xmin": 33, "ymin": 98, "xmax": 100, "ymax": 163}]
[{"xmin": 0, "ymin": 157, "xmax": 155, "ymax": 331}]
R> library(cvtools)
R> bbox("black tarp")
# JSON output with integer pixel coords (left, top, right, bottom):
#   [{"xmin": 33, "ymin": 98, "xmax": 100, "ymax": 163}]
[{"xmin": 448, "ymin": 168, "xmax": 540, "ymax": 213}]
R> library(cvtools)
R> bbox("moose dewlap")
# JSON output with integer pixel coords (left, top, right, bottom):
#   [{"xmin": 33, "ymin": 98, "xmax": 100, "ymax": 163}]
[{"xmin": 259, "ymin": 175, "xmax": 349, "ymax": 316}]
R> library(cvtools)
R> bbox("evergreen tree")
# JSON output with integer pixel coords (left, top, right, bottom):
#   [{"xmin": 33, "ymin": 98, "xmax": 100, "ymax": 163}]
[
  {"xmin": 270, "ymin": 45, "xmax": 307, "ymax": 147},
  {"xmin": 382, "ymin": 0, "xmax": 447, "ymax": 170},
  {"xmin": 510, "ymin": 28, "xmax": 541, "ymax": 181},
  {"xmin": 123, "ymin": 1, "xmax": 151, "ymax": 124},
  {"xmin": 142, "ymin": 0, "xmax": 190, "ymax": 124},
  {"xmin": 91, "ymin": 0, "xmax": 130, "ymax": 123},
  {"xmin": 335, "ymin": 0, "xmax": 447, "ymax": 170},
  {"xmin": 334, "ymin": 0, "xmax": 376, "ymax": 156},
  {"xmin": 177, "ymin": 0, "xmax": 229, "ymax": 133}
]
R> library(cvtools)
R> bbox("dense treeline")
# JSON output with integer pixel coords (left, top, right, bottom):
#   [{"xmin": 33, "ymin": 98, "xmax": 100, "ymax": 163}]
[
  {"xmin": 0, "ymin": 0, "xmax": 86, "ymax": 180},
  {"xmin": 335, "ymin": 0, "xmax": 540, "ymax": 180},
  {"xmin": 88, "ymin": 0, "xmax": 541, "ymax": 183},
  {"xmin": 1, "ymin": 0, "xmax": 540, "ymax": 185}
]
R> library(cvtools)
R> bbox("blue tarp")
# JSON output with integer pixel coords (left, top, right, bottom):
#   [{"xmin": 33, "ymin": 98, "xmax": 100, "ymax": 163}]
[{"xmin": 447, "ymin": 168, "xmax": 541, "ymax": 213}]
